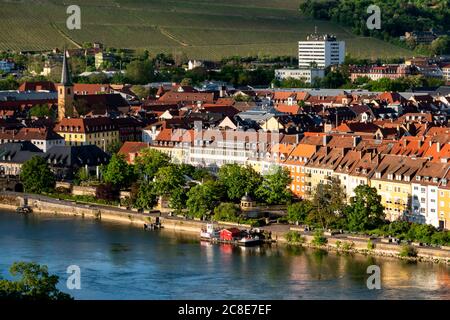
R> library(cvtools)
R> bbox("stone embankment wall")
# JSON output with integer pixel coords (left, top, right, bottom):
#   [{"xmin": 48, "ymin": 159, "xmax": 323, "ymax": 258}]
[{"xmin": 273, "ymin": 229, "xmax": 449, "ymax": 263}]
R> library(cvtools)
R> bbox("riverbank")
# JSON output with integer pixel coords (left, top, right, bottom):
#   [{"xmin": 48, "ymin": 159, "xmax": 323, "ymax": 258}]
[{"xmin": 1, "ymin": 192, "xmax": 449, "ymax": 264}]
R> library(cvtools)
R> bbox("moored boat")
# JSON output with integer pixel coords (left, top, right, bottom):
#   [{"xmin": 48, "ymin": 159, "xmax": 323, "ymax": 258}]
[
  {"xmin": 16, "ymin": 206, "xmax": 32, "ymax": 214},
  {"xmin": 238, "ymin": 235, "xmax": 260, "ymax": 246},
  {"xmin": 200, "ymin": 223, "xmax": 220, "ymax": 239}
]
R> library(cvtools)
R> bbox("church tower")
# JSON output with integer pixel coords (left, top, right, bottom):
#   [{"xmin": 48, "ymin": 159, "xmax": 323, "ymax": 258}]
[{"xmin": 57, "ymin": 50, "xmax": 74, "ymax": 121}]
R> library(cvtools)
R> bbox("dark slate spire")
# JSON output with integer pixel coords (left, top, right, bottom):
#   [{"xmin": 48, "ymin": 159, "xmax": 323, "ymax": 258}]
[{"xmin": 61, "ymin": 50, "xmax": 72, "ymax": 86}]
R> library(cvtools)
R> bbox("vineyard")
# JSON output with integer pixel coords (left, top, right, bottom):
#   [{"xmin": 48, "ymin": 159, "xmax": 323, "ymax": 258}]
[{"xmin": 0, "ymin": 0, "xmax": 413, "ymax": 59}]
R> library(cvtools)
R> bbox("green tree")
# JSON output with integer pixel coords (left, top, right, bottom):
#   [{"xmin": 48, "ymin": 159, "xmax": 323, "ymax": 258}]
[
  {"xmin": 180, "ymin": 78, "xmax": 193, "ymax": 86},
  {"xmin": 309, "ymin": 178, "xmax": 346, "ymax": 229},
  {"xmin": 20, "ymin": 156, "xmax": 55, "ymax": 193},
  {"xmin": 169, "ymin": 187, "xmax": 188, "ymax": 213},
  {"xmin": 134, "ymin": 149, "xmax": 170, "ymax": 181},
  {"xmin": 256, "ymin": 166, "xmax": 293, "ymax": 205},
  {"xmin": 0, "ymin": 75, "xmax": 19, "ymax": 90},
  {"xmin": 0, "ymin": 262, "xmax": 72, "ymax": 300},
  {"xmin": 218, "ymin": 164, "xmax": 262, "ymax": 202},
  {"xmin": 29, "ymin": 104, "xmax": 53, "ymax": 118},
  {"xmin": 186, "ymin": 181, "xmax": 224, "ymax": 218},
  {"xmin": 102, "ymin": 154, "xmax": 134, "ymax": 189},
  {"xmin": 134, "ymin": 182, "xmax": 157, "ymax": 210},
  {"xmin": 213, "ymin": 202, "xmax": 240, "ymax": 222},
  {"xmin": 106, "ymin": 140, "xmax": 123, "ymax": 155},
  {"xmin": 153, "ymin": 165, "xmax": 186, "ymax": 197},
  {"xmin": 287, "ymin": 201, "xmax": 314, "ymax": 224},
  {"xmin": 431, "ymin": 36, "xmax": 450, "ymax": 55},
  {"xmin": 346, "ymin": 185, "xmax": 385, "ymax": 231},
  {"xmin": 131, "ymin": 85, "xmax": 150, "ymax": 100},
  {"xmin": 125, "ymin": 59, "xmax": 155, "ymax": 84},
  {"xmin": 75, "ymin": 166, "xmax": 91, "ymax": 185}
]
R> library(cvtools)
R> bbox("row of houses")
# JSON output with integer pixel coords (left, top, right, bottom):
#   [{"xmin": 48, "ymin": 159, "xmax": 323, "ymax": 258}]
[{"xmin": 119, "ymin": 123, "xmax": 450, "ymax": 230}]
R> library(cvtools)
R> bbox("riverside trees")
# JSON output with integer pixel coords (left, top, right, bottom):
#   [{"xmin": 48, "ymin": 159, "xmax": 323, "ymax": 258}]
[{"xmin": 20, "ymin": 156, "xmax": 56, "ymax": 193}]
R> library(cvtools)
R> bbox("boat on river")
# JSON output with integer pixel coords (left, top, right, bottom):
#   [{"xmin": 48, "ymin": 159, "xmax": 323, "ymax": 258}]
[
  {"xmin": 200, "ymin": 224, "xmax": 263, "ymax": 247},
  {"xmin": 200, "ymin": 223, "xmax": 220, "ymax": 239},
  {"xmin": 238, "ymin": 235, "xmax": 261, "ymax": 246},
  {"xmin": 16, "ymin": 205, "xmax": 32, "ymax": 214}
]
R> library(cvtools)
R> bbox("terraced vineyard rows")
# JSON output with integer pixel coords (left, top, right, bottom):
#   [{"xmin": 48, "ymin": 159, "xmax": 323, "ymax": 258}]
[{"xmin": 0, "ymin": 0, "xmax": 412, "ymax": 59}]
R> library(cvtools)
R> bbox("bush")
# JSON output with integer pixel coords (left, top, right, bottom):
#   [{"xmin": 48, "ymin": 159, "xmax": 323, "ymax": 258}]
[
  {"xmin": 285, "ymin": 231, "xmax": 305, "ymax": 244},
  {"xmin": 213, "ymin": 202, "xmax": 240, "ymax": 222},
  {"xmin": 407, "ymin": 223, "xmax": 436, "ymax": 245},
  {"xmin": 367, "ymin": 240, "xmax": 375, "ymax": 250},
  {"xmin": 399, "ymin": 244, "xmax": 418, "ymax": 258},
  {"xmin": 431, "ymin": 231, "xmax": 450, "ymax": 246},
  {"xmin": 342, "ymin": 241, "xmax": 354, "ymax": 251},
  {"xmin": 312, "ymin": 230, "xmax": 328, "ymax": 246}
]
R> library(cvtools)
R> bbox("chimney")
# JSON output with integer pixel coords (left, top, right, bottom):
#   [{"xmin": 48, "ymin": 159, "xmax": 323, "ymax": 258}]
[
  {"xmin": 353, "ymin": 136, "xmax": 361, "ymax": 147},
  {"xmin": 322, "ymin": 135, "xmax": 329, "ymax": 146},
  {"xmin": 437, "ymin": 142, "xmax": 441, "ymax": 153}
]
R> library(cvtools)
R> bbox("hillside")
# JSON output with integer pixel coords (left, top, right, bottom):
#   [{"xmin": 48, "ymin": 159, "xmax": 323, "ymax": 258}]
[{"xmin": 0, "ymin": 0, "xmax": 413, "ymax": 59}]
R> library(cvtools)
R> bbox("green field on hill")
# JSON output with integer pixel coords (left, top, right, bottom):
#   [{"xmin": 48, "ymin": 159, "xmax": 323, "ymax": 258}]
[{"xmin": 0, "ymin": 0, "xmax": 413, "ymax": 59}]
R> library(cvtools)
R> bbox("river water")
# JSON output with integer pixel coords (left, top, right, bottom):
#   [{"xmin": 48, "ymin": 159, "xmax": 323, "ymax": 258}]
[{"xmin": 0, "ymin": 210, "xmax": 448, "ymax": 300}]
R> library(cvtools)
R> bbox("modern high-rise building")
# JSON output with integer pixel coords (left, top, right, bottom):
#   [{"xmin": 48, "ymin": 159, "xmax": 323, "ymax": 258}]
[{"xmin": 298, "ymin": 33, "xmax": 345, "ymax": 69}]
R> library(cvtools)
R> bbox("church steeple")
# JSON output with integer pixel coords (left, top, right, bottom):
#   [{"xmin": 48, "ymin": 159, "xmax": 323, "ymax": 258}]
[
  {"xmin": 61, "ymin": 50, "xmax": 72, "ymax": 86},
  {"xmin": 57, "ymin": 50, "xmax": 74, "ymax": 121}
]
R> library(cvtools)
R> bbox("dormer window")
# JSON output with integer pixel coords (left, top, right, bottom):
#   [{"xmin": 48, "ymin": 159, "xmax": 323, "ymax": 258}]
[
  {"xmin": 416, "ymin": 176, "xmax": 421, "ymax": 181},
  {"xmin": 387, "ymin": 174, "xmax": 393, "ymax": 180}
]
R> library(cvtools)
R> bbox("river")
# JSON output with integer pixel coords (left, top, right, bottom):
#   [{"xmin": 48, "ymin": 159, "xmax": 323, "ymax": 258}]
[{"xmin": 0, "ymin": 210, "xmax": 448, "ymax": 300}]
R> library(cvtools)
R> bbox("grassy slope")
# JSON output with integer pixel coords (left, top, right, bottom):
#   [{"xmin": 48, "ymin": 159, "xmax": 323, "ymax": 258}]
[{"xmin": 0, "ymin": 0, "xmax": 413, "ymax": 59}]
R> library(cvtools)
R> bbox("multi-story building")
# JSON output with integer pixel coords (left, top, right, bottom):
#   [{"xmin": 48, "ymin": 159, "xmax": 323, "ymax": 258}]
[
  {"xmin": 298, "ymin": 33, "xmax": 345, "ymax": 69},
  {"xmin": 371, "ymin": 155, "xmax": 427, "ymax": 222},
  {"xmin": 350, "ymin": 65, "xmax": 413, "ymax": 82},
  {"xmin": 438, "ymin": 170, "xmax": 450, "ymax": 230},
  {"xmin": 411, "ymin": 162, "xmax": 449, "ymax": 227},
  {"xmin": 274, "ymin": 68, "xmax": 325, "ymax": 84},
  {"xmin": 55, "ymin": 117, "xmax": 119, "ymax": 150},
  {"xmin": 282, "ymin": 143, "xmax": 317, "ymax": 198},
  {"xmin": 0, "ymin": 127, "xmax": 65, "ymax": 152}
]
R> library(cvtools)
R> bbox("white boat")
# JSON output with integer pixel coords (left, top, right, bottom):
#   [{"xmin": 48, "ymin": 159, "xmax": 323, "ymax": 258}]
[
  {"xmin": 238, "ymin": 235, "xmax": 261, "ymax": 246},
  {"xmin": 200, "ymin": 223, "xmax": 220, "ymax": 239}
]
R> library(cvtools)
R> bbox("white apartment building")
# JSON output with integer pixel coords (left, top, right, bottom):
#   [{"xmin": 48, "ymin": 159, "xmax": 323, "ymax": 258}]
[
  {"xmin": 411, "ymin": 162, "xmax": 449, "ymax": 228},
  {"xmin": 412, "ymin": 182, "xmax": 439, "ymax": 227},
  {"xmin": 274, "ymin": 68, "xmax": 325, "ymax": 84},
  {"xmin": 298, "ymin": 34, "xmax": 345, "ymax": 69}
]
